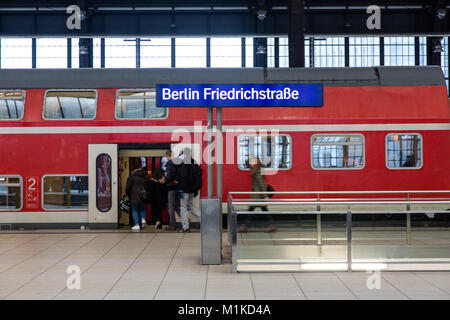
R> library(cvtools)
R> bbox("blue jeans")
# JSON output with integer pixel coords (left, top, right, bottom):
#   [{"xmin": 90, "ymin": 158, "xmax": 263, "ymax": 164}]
[{"xmin": 131, "ymin": 204, "xmax": 146, "ymax": 226}]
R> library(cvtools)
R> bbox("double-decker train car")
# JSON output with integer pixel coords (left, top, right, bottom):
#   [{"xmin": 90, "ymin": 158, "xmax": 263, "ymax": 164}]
[{"xmin": 0, "ymin": 66, "xmax": 449, "ymax": 229}]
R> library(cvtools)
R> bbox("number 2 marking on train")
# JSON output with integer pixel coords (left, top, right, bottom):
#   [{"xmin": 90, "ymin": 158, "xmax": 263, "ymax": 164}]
[
  {"xmin": 27, "ymin": 178, "xmax": 36, "ymax": 191},
  {"xmin": 26, "ymin": 177, "xmax": 38, "ymax": 206}
]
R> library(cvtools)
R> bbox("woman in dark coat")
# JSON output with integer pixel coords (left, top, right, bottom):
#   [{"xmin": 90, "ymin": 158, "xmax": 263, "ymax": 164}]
[
  {"xmin": 150, "ymin": 168, "xmax": 168, "ymax": 229},
  {"xmin": 126, "ymin": 166, "xmax": 151, "ymax": 231}
]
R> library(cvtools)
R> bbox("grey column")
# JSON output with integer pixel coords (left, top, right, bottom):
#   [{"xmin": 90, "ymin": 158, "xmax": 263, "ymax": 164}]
[
  {"xmin": 207, "ymin": 107, "xmax": 213, "ymax": 198},
  {"xmin": 216, "ymin": 107, "xmax": 222, "ymax": 204}
]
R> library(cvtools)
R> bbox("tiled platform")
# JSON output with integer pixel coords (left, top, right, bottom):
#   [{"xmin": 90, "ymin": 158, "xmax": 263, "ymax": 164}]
[{"xmin": 0, "ymin": 231, "xmax": 450, "ymax": 300}]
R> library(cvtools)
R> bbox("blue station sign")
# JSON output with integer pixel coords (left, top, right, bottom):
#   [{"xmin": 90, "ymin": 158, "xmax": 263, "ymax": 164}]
[{"xmin": 156, "ymin": 84, "xmax": 323, "ymax": 107}]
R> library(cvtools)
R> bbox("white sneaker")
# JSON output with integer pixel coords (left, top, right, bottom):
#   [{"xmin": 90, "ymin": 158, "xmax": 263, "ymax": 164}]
[
  {"xmin": 141, "ymin": 220, "xmax": 147, "ymax": 228},
  {"xmin": 131, "ymin": 225, "xmax": 140, "ymax": 231}
]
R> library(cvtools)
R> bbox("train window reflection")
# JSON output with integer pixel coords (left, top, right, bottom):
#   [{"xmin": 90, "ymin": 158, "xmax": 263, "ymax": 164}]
[
  {"xmin": 115, "ymin": 89, "xmax": 168, "ymax": 119},
  {"xmin": 96, "ymin": 154, "xmax": 112, "ymax": 212},
  {"xmin": 43, "ymin": 90, "xmax": 97, "ymax": 119},
  {"xmin": 0, "ymin": 176, "xmax": 22, "ymax": 210},
  {"xmin": 43, "ymin": 175, "xmax": 88, "ymax": 210},
  {"xmin": 311, "ymin": 134, "xmax": 365, "ymax": 169},
  {"xmin": 238, "ymin": 135, "xmax": 292, "ymax": 170},
  {"xmin": 386, "ymin": 134, "xmax": 422, "ymax": 169},
  {"xmin": 0, "ymin": 91, "xmax": 25, "ymax": 120}
]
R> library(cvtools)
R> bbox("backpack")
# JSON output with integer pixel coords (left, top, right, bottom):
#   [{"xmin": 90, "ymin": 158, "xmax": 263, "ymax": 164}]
[
  {"xmin": 141, "ymin": 184, "xmax": 152, "ymax": 204},
  {"xmin": 180, "ymin": 161, "xmax": 202, "ymax": 193},
  {"xmin": 190, "ymin": 163, "xmax": 202, "ymax": 192}
]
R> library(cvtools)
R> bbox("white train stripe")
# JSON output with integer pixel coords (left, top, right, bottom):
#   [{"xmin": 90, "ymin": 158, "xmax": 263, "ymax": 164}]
[{"xmin": 0, "ymin": 123, "xmax": 448, "ymax": 134}]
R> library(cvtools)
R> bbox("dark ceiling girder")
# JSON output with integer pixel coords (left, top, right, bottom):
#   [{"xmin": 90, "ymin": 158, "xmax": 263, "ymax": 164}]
[
  {"xmin": 0, "ymin": 0, "xmax": 442, "ymax": 7},
  {"xmin": 0, "ymin": 6, "xmax": 447, "ymax": 36}
]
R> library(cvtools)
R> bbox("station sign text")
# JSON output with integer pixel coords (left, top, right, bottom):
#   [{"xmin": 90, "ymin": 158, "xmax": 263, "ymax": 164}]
[{"xmin": 156, "ymin": 84, "xmax": 323, "ymax": 107}]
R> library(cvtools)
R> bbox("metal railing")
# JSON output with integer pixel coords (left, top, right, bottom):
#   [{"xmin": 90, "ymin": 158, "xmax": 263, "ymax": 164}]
[{"xmin": 227, "ymin": 190, "xmax": 450, "ymax": 273}]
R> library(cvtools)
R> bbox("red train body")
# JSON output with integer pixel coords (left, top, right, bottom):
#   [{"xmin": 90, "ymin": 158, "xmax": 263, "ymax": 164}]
[{"xmin": 0, "ymin": 67, "xmax": 448, "ymax": 228}]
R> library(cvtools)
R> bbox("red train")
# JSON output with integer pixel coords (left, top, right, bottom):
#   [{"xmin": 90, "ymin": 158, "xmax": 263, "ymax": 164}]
[{"xmin": 0, "ymin": 67, "xmax": 448, "ymax": 229}]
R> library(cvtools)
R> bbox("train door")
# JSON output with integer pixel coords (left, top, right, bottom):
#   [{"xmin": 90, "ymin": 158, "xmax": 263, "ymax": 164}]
[
  {"xmin": 171, "ymin": 143, "xmax": 202, "ymax": 222},
  {"xmin": 88, "ymin": 144, "xmax": 118, "ymax": 227},
  {"xmin": 118, "ymin": 149, "xmax": 167, "ymax": 228}
]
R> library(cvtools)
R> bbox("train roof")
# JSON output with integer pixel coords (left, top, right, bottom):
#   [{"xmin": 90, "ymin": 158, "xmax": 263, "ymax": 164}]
[{"xmin": 0, "ymin": 66, "xmax": 444, "ymax": 89}]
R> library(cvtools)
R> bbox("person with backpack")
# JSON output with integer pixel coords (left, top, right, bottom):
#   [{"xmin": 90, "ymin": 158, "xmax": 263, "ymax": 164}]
[
  {"xmin": 125, "ymin": 166, "xmax": 151, "ymax": 231},
  {"xmin": 177, "ymin": 148, "xmax": 202, "ymax": 233},
  {"xmin": 165, "ymin": 150, "xmax": 182, "ymax": 231}
]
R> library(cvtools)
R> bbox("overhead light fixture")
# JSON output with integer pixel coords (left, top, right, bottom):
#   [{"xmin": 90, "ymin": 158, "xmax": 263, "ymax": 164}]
[
  {"xmin": 256, "ymin": 45, "xmax": 266, "ymax": 54},
  {"xmin": 436, "ymin": 8, "xmax": 447, "ymax": 19},
  {"xmin": 79, "ymin": 45, "xmax": 88, "ymax": 55},
  {"xmin": 433, "ymin": 38, "xmax": 444, "ymax": 53},
  {"xmin": 256, "ymin": 9, "xmax": 267, "ymax": 21},
  {"xmin": 434, "ymin": 43, "xmax": 444, "ymax": 53}
]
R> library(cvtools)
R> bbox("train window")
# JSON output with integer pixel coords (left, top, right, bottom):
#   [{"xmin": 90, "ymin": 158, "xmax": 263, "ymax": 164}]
[
  {"xmin": 311, "ymin": 134, "xmax": 365, "ymax": 169},
  {"xmin": 42, "ymin": 175, "xmax": 88, "ymax": 210},
  {"xmin": 96, "ymin": 154, "xmax": 112, "ymax": 212},
  {"xmin": 0, "ymin": 91, "xmax": 25, "ymax": 120},
  {"xmin": 386, "ymin": 134, "xmax": 423, "ymax": 169},
  {"xmin": 238, "ymin": 135, "xmax": 292, "ymax": 170},
  {"xmin": 0, "ymin": 176, "xmax": 22, "ymax": 211},
  {"xmin": 115, "ymin": 89, "xmax": 168, "ymax": 119},
  {"xmin": 43, "ymin": 90, "xmax": 97, "ymax": 120}
]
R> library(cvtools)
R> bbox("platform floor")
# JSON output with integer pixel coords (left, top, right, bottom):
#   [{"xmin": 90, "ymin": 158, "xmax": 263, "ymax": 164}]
[{"xmin": 0, "ymin": 231, "xmax": 450, "ymax": 300}]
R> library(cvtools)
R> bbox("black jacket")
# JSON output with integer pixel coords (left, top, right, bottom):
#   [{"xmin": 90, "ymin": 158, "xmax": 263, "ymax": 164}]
[
  {"xmin": 165, "ymin": 159, "xmax": 181, "ymax": 191},
  {"xmin": 125, "ymin": 168, "xmax": 150, "ymax": 206},
  {"xmin": 178, "ymin": 157, "xmax": 202, "ymax": 194},
  {"xmin": 150, "ymin": 178, "xmax": 168, "ymax": 210}
]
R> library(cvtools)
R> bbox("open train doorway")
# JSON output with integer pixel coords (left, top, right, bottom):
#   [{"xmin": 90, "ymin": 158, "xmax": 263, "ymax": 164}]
[
  {"xmin": 119, "ymin": 145, "xmax": 168, "ymax": 229},
  {"xmin": 117, "ymin": 143, "xmax": 201, "ymax": 231}
]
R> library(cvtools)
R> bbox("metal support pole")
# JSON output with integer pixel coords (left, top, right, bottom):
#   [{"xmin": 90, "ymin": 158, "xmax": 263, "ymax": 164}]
[
  {"xmin": 241, "ymin": 37, "xmax": 246, "ymax": 67},
  {"xmin": 414, "ymin": 37, "xmax": 420, "ymax": 66},
  {"xmin": 67, "ymin": 38, "xmax": 72, "ymax": 68},
  {"xmin": 216, "ymin": 107, "xmax": 223, "ymax": 256},
  {"xmin": 79, "ymin": 38, "xmax": 93, "ymax": 68},
  {"xmin": 231, "ymin": 210, "xmax": 238, "ymax": 273},
  {"xmin": 207, "ymin": 107, "xmax": 213, "ymax": 198},
  {"xmin": 206, "ymin": 37, "xmax": 211, "ymax": 68},
  {"xmin": 216, "ymin": 107, "xmax": 222, "ymax": 204},
  {"xmin": 288, "ymin": 0, "xmax": 305, "ymax": 67},
  {"xmin": 254, "ymin": 38, "xmax": 267, "ymax": 67},
  {"xmin": 379, "ymin": 37, "xmax": 384, "ymax": 66},
  {"xmin": 274, "ymin": 37, "xmax": 279, "ymax": 68},
  {"xmin": 136, "ymin": 38, "xmax": 141, "ymax": 68},
  {"xmin": 32, "ymin": 38, "xmax": 36, "ymax": 69},
  {"xmin": 346, "ymin": 205, "xmax": 352, "ymax": 272},
  {"xmin": 100, "ymin": 38, "xmax": 105, "ymax": 68},
  {"xmin": 427, "ymin": 36, "xmax": 442, "ymax": 66},
  {"xmin": 171, "ymin": 37, "xmax": 175, "ymax": 68},
  {"xmin": 317, "ymin": 193, "xmax": 322, "ymax": 245},
  {"xmin": 407, "ymin": 193, "xmax": 411, "ymax": 244},
  {"xmin": 344, "ymin": 37, "xmax": 350, "ymax": 67}
]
